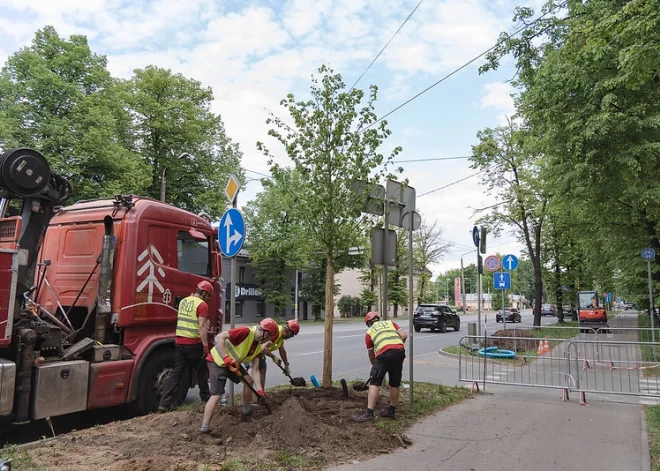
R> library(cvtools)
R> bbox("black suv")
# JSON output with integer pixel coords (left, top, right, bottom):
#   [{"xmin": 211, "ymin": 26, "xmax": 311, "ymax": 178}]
[{"xmin": 413, "ymin": 304, "xmax": 460, "ymax": 333}]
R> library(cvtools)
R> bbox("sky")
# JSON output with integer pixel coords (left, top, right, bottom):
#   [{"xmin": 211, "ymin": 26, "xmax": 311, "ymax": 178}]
[{"xmin": 0, "ymin": 0, "xmax": 544, "ymax": 277}]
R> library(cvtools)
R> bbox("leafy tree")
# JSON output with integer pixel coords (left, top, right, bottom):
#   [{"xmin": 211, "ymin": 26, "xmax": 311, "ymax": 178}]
[
  {"xmin": 122, "ymin": 66, "xmax": 243, "ymax": 218},
  {"xmin": 413, "ymin": 219, "xmax": 450, "ymax": 304},
  {"xmin": 244, "ymin": 170, "xmax": 311, "ymax": 317},
  {"xmin": 470, "ymin": 121, "xmax": 549, "ymax": 326},
  {"xmin": 0, "ymin": 26, "xmax": 150, "ymax": 200},
  {"xmin": 258, "ymin": 65, "xmax": 400, "ymax": 387}
]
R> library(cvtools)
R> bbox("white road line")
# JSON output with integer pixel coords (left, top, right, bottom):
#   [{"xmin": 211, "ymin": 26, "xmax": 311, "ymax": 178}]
[
  {"xmin": 336, "ymin": 334, "xmax": 365, "ymax": 339},
  {"xmin": 297, "ymin": 350, "xmax": 324, "ymax": 356}
]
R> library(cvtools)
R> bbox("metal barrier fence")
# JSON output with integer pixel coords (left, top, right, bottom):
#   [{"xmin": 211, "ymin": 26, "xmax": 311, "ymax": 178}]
[{"xmin": 458, "ymin": 332, "xmax": 660, "ymax": 402}]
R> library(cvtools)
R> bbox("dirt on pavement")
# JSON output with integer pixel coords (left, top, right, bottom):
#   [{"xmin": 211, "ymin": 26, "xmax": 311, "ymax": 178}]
[
  {"xmin": 489, "ymin": 329, "xmax": 538, "ymax": 352},
  {"xmin": 26, "ymin": 386, "xmax": 411, "ymax": 471}
]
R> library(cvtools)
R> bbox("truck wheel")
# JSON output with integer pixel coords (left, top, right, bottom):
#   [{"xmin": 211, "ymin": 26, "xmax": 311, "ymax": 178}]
[{"xmin": 134, "ymin": 349, "xmax": 191, "ymax": 415}]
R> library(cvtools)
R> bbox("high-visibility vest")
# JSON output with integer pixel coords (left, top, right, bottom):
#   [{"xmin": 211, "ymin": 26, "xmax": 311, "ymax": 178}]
[
  {"xmin": 268, "ymin": 326, "xmax": 285, "ymax": 352},
  {"xmin": 175, "ymin": 295, "xmax": 204, "ymax": 339},
  {"xmin": 367, "ymin": 320, "xmax": 404, "ymax": 355},
  {"xmin": 210, "ymin": 326, "xmax": 263, "ymax": 366}
]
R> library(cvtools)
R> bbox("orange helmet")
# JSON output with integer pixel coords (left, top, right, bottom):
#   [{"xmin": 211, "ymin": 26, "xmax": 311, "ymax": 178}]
[
  {"xmin": 197, "ymin": 280, "xmax": 213, "ymax": 295},
  {"xmin": 365, "ymin": 312, "xmax": 380, "ymax": 326},
  {"xmin": 285, "ymin": 319, "xmax": 300, "ymax": 336},
  {"xmin": 259, "ymin": 318, "xmax": 279, "ymax": 339}
]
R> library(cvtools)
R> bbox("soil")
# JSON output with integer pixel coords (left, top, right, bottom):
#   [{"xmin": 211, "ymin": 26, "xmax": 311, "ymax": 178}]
[
  {"xmin": 26, "ymin": 386, "xmax": 410, "ymax": 471},
  {"xmin": 489, "ymin": 329, "xmax": 538, "ymax": 352}
]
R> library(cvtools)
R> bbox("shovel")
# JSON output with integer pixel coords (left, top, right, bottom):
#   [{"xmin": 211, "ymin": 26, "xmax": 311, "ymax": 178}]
[
  {"xmin": 352, "ymin": 377, "xmax": 372, "ymax": 392},
  {"xmin": 223, "ymin": 341, "xmax": 272, "ymax": 414},
  {"xmin": 273, "ymin": 358, "xmax": 307, "ymax": 387}
]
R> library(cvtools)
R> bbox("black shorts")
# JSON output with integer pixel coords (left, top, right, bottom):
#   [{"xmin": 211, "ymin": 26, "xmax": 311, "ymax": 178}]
[
  {"xmin": 208, "ymin": 361, "xmax": 242, "ymax": 396},
  {"xmin": 369, "ymin": 348, "xmax": 406, "ymax": 387},
  {"xmin": 243, "ymin": 356, "xmax": 267, "ymax": 372}
]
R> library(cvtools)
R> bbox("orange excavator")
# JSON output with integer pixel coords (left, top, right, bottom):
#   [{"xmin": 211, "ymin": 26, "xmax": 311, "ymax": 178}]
[{"xmin": 577, "ymin": 290, "xmax": 608, "ymax": 331}]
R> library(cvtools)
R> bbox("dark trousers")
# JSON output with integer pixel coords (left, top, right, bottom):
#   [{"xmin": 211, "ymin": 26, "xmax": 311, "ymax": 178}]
[{"xmin": 159, "ymin": 343, "xmax": 210, "ymax": 408}]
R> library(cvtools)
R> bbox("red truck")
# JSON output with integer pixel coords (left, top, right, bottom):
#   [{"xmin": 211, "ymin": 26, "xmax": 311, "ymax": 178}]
[{"xmin": 0, "ymin": 148, "xmax": 223, "ymax": 424}]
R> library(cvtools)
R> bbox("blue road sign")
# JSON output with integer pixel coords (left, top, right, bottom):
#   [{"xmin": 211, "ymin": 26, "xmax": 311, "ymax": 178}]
[
  {"xmin": 472, "ymin": 226, "xmax": 480, "ymax": 248},
  {"xmin": 642, "ymin": 248, "xmax": 655, "ymax": 261},
  {"xmin": 219, "ymin": 208, "xmax": 245, "ymax": 257},
  {"xmin": 494, "ymin": 272, "xmax": 511, "ymax": 290},
  {"xmin": 502, "ymin": 254, "xmax": 519, "ymax": 271}
]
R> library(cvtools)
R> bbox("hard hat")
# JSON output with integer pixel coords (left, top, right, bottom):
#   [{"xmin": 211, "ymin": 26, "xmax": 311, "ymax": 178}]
[
  {"xmin": 259, "ymin": 318, "xmax": 279, "ymax": 338},
  {"xmin": 197, "ymin": 280, "xmax": 213, "ymax": 295},
  {"xmin": 285, "ymin": 319, "xmax": 300, "ymax": 336},
  {"xmin": 365, "ymin": 311, "xmax": 380, "ymax": 326}
]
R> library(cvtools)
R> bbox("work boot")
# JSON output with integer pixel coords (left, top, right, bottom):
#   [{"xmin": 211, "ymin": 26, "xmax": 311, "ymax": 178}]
[
  {"xmin": 157, "ymin": 405, "xmax": 169, "ymax": 413},
  {"xmin": 378, "ymin": 408, "xmax": 396, "ymax": 419},
  {"xmin": 351, "ymin": 411, "xmax": 374, "ymax": 423},
  {"xmin": 200, "ymin": 424, "xmax": 210, "ymax": 434},
  {"xmin": 240, "ymin": 412, "xmax": 254, "ymax": 423}
]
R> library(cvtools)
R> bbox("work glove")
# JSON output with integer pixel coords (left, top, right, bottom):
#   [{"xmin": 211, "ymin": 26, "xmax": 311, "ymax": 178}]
[
  {"xmin": 284, "ymin": 363, "xmax": 291, "ymax": 375},
  {"xmin": 272, "ymin": 357, "xmax": 282, "ymax": 367},
  {"xmin": 223, "ymin": 355, "xmax": 240, "ymax": 374},
  {"xmin": 256, "ymin": 389, "xmax": 267, "ymax": 404}
]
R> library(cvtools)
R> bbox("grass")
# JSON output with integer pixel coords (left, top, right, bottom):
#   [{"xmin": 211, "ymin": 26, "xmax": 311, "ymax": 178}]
[
  {"xmin": 646, "ymin": 405, "xmax": 660, "ymax": 471},
  {"xmin": 220, "ymin": 452, "xmax": 324, "ymax": 471},
  {"xmin": 1, "ymin": 447, "xmax": 52, "ymax": 471}
]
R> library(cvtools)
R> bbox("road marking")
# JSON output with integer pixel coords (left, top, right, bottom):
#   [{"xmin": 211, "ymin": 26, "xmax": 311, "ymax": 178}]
[
  {"xmin": 336, "ymin": 334, "xmax": 365, "ymax": 339},
  {"xmin": 297, "ymin": 350, "xmax": 324, "ymax": 356}
]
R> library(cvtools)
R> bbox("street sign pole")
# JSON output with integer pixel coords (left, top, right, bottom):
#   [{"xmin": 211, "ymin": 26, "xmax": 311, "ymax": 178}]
[
  {"xmin": 382, "ymin": 201, "xmax": 389, "ymax": 320},
  {"xmin": 648, "ymin": 258, "xmax": 656, "ymax": 359}
]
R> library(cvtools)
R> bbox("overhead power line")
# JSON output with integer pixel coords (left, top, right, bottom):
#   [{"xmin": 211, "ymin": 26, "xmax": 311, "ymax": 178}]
[
  {"xmin": 362, "ymin": 0, "xmax": 569, "ymax": 131},
  {"xmin": 392, "ymin": 155, "xmax": 470, "ymax": 163},
  {"xmin": 418, "ymin": 170, "xmax": 484, "ymax": 197},
  {"xmin": 350, "ymin": 0, "xmax": 425, "ymax": 90}
]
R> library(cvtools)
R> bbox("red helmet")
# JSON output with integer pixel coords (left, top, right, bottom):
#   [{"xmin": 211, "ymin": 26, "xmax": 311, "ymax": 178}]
[
  {"xmin": 197, "ymin": 280, "xmax": 213, "ymax": 295},
  {"xmin": 259, "ymin": 318, "xmax": 279, "ymax": 339},
  {"xmin": 365, "ymin": 312, "xmax": 380, "ymax": 326},
  {"xmin": 285, "ymin": 319, "xmax": 300, "ymax": 336}
]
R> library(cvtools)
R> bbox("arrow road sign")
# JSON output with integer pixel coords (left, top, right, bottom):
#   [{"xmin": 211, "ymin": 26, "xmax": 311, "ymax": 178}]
[
  {"xmin": 502, "ymin": 254, "xmax": 519, "ymax": 271},
  {"xmin": 494, "ymin": 272, "xmax": 511, "ymax": 291},
  {"xmin": 484, "ymin": 255, "xmax": 501, "ymax": 272},
  {"xmin": 219, "ymin": 208, "xmax": 245, "ymax": 257},
  {"xmin": 642, "ymin": 248, "xmax": 656, "ymax": 261}
]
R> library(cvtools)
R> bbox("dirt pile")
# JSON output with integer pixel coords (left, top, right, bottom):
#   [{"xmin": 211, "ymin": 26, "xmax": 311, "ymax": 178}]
[
  {"xmin": 27, "ymin": 386, "xmax": 409, "ymax": 471},
  {"xmin": 489, "ymin": 329, "xmax": 538, "ymax": 352}
]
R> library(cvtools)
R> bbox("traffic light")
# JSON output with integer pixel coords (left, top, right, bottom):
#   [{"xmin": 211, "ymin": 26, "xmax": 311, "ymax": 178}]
[{"xmin": 479, "ymin": 226, "xmax": 487, "ymax": 254}]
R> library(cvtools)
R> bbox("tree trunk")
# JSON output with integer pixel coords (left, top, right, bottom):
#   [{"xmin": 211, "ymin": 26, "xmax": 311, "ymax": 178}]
[{"xmin": 322, "ymin": 258, "xmax": 335, "ymax": 388}]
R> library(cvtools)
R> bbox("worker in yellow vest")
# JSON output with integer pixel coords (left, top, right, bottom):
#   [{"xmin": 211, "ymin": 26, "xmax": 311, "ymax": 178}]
[
  {"xmin": 352, "ymin": 311, "xmax": 407, "ymax": 422},
  {"xmin": 246, "ymin": 319, "xmax": 300, "ymax": 401},
  {"xmin": 158, "ymin": 280, "xmax": 213, "ymax": 412},
  {"xmin": 201, "ymin": 318, "xmax": 279, "ymax": 433}
]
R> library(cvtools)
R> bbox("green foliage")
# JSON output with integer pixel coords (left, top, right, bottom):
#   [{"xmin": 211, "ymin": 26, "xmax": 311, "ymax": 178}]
[
  {"xmin": 0, "ymin": 26, "xmax": 150, "ymax": 200},
  {"xmin": 413, "ymin": 220, "xmax": 450, "ymax": 304},
  {"xmin": 337, "ymin": 295, "xmax": 362, "ymax": 317},
  {"xmin": 259, "ymin": 65, "xmax": 400, "ymax": 386},
  {"xmin": 122, "ymin": 66, "xmax": 243, "ymax": 218}
]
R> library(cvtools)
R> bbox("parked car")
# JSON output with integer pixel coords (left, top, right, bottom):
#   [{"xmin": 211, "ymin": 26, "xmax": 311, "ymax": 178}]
[
  {"xmin": 624, "ymin": 302, "xmax": 634, "ymax": 311},
  {"xmin": 541, "ymin": 304, "xmax": 556, "ymax": 316},
  {"xmin": 413, "ymin": 304, "xmax": 460, "ymax": 333},
  {"xmin": 496, "ymin": 307, "xmax": 521, "ymax": 323}
]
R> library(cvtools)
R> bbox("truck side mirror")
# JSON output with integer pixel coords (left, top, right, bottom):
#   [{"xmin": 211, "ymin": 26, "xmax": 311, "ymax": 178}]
[{"xmin": 211, "ymin": 251, "xmax": 222, "ymax": 278}]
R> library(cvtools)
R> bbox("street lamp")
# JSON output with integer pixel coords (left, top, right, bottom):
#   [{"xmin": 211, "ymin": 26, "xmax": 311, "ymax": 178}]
[{"xmin": 161, "ymin": 152, "xmax": 190, "ymax": 202}]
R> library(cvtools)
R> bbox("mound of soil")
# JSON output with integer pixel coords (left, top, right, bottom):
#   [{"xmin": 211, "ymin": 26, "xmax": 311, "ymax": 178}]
[
  {"xmin": 489, "ymin": 329, "xmax": 538, "ymax": 352},
  {"xmin": 27, "ymin": 387, "xmax": 409, "ymax": 471}
]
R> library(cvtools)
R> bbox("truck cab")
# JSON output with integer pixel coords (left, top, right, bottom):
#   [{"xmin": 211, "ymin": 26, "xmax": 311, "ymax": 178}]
[{"xmin": 0, "ymin": 149, "xmax": 224, "ymax": 424}]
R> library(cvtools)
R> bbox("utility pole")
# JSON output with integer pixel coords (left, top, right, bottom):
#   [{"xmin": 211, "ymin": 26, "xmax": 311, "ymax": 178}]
[{"xmin": 460, "ymin": 250, "xmax": 473, "ymax": 315}]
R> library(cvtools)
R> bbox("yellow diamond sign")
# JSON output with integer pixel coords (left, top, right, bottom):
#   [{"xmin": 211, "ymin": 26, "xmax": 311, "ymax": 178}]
[{"xmin": 225, "ymin": 174, "xmax": 240, "ymax": 204}]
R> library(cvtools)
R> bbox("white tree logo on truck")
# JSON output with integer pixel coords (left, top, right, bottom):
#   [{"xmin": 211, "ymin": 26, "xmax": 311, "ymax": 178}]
[{"xmin": 137, "ymin": 245, "xmax": 165, "ymax": 302}]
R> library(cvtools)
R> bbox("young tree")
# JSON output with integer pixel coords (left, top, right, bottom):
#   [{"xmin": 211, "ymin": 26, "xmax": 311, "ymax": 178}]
[{"xmin": 258, "ymin": 65, "xmax": 401, "ymax": 387}]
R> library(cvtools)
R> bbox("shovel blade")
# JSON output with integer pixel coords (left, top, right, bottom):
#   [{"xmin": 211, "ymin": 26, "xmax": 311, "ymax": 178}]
[
  {"xmin": 290, "ymin": 377, "xmax": 307, "ymax": 387},
  {"xmin": 352, "ymin": 381, "xmax": 369, "ymax": 392}
]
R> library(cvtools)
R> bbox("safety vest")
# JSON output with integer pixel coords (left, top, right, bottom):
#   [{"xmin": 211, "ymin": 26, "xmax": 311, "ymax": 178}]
[
  {"xmin": 268, "ymin": 326, "xmax": 285, "ymax": 352},
  {"xmin": 210, "ymin": 326, "xmax": 263, "ymax": 366},
  {"xmin": 175, "ymin": 295, "xmax": 204, "ymax": 339},
  {"xmin": 367, "ymin": 320, "xmax": 404, "ymax": 355}
]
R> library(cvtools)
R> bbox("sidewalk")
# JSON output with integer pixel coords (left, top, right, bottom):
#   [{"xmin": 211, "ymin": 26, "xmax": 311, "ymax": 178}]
[{"xmin": 326, "ymin": 384, "xmax": 650, "ymax": 471}]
